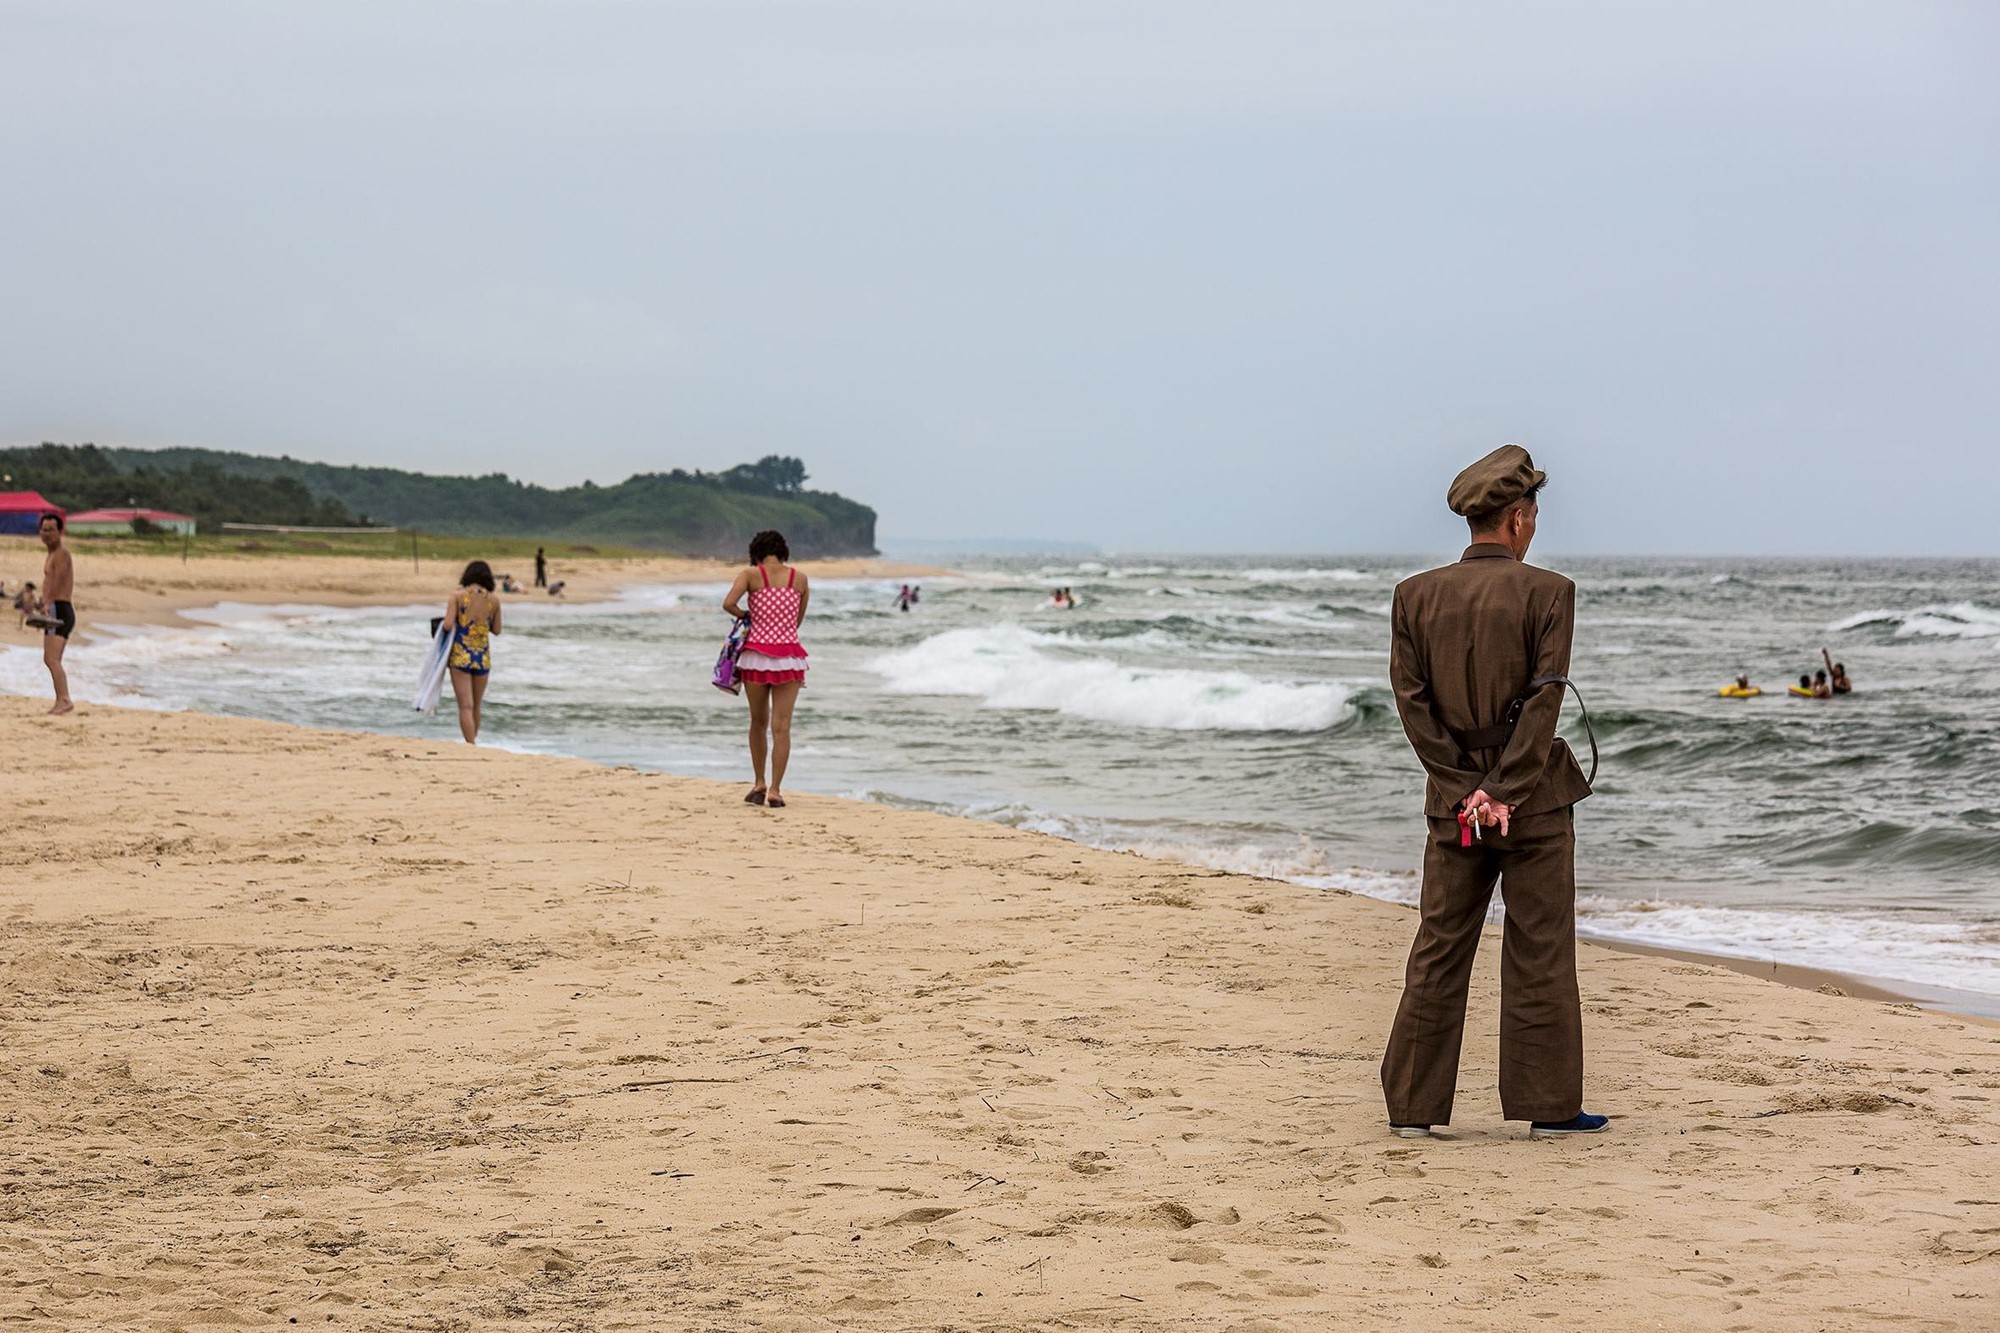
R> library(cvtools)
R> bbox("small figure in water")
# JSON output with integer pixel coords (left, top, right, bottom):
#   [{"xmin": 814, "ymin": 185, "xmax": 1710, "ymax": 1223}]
[
  {"xmin": 896, "ymin": 584, "xmax": 912, "ymax": 612},
  {"xmin": 1830, "ymin": 662, "xmax": 1852, "ymax": 695},
  {"xmin": 1812, "ymin": 669, "xmax": 1834, "ymax": 699},
  {"xmin": 1735, "ymin": 674, "xmax": 1752, "ymax": 692}
]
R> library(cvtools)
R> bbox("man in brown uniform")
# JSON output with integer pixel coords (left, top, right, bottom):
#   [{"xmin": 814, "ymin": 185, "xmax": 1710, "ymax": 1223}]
[{"xmin": 1380, "ymin": 445, "xmax": 1604, "ymax": 1139}]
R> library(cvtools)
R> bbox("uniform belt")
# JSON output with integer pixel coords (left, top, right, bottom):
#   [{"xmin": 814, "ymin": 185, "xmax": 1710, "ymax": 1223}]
[{"xmin": 1450, "ymin": 722, "xmax": 1515, "ymax": 751}]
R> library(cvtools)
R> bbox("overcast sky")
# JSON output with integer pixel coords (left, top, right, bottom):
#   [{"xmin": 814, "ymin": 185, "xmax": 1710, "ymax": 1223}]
[{"xmin": 2, "ymin": 2, "xmax": 1994, "ymax": 553}]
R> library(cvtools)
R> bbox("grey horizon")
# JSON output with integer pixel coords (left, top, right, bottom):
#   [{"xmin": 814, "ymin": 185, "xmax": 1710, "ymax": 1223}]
[{"xmin": 1, "ymin": 2, "xmax": 1994, "ymax": 556}]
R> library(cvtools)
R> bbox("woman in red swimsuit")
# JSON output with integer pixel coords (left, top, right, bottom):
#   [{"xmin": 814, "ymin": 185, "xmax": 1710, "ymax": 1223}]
[{"xmin": 722, "ymin": 529, "xmax": 810, "ymax": 808}]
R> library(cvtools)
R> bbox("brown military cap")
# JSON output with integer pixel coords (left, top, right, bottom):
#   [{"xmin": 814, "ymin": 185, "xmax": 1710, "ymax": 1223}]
[{"xmin": 1447, "ymin": 443, "xmax": 1546, "ymax": 518}]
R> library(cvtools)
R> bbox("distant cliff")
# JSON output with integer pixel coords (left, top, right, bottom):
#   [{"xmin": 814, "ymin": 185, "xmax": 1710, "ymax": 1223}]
[{"xmin": 56, "ymin": 445, "xmax": 879, "ymax": 556}]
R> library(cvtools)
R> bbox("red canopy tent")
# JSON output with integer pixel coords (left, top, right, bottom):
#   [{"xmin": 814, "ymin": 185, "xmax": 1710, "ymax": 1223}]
[{"xmin": 0, "ymin": 491, "xmax": 63, "ymax": 537}]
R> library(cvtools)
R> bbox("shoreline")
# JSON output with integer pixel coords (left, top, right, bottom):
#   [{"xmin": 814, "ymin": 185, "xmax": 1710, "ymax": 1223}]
[
  {"xmin": 0, "ymin": 550, "xmax": 1989, "ymax": 1022},
  {"xmin": 0, "ymin": 540, "xmax": 947, "ymax": 636},
  {"xmin": 4, "ymin": 694, "xmax": 1997, "ymax": 1327},
  {"xmin": 1582, "ymin": 935, "xmax": 2000, "ymax": 1024}
]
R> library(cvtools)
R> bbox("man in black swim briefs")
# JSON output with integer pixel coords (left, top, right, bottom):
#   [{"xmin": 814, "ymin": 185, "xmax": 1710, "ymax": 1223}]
[
  {"xmin": 38, "ymin": 511, "xmax": 74, "ymax": 714},
  {"xmin": 43, "ymin": 601, "xmax": 77, "ymax": 638}
]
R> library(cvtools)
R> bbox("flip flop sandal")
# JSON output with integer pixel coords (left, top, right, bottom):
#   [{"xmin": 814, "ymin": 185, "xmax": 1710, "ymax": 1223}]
[
  {"xmin": 766, "ymin": 796, "xmax": 786, "ymax": 809},
  {"xmin": 744, "ymin": 789, "xmax": 767, "ymax": 806}
]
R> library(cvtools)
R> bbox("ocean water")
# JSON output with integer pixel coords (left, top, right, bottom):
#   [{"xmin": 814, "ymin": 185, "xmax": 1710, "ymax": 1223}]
[{"xmin": 7, "ymin": 554, "xmax": 1998, "ymax": 1010}]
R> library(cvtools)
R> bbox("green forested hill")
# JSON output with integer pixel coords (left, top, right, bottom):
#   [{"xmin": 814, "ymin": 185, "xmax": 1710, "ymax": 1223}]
[
  {"xmin": 5, "ymin": 444, "xmax": 877, "ymax": 556},
  {"xmin": 0, "ymin": 443, "xmax": 355, "ymax": 531}
]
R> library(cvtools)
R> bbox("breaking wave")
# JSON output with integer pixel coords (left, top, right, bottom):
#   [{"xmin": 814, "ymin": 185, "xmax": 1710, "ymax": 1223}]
[
  {"xmin": 1829, "ymin": 603, "xmax": 2000, "ymax": 639},
  {"xmin": 867, "ymin": 624, "xmax": 1355, "ymax": 732}
]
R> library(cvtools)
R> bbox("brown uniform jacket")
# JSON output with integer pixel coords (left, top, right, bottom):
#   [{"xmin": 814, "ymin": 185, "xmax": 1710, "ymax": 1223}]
[{"xmin": 1390, "ymin": 544, "xmax": 1593, "ymax": 820}]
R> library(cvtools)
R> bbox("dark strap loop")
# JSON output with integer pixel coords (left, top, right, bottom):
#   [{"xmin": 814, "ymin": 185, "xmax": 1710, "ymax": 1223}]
[
  {"xmin": 1450, "ymin": 674, "xmax": 1599, "ymax": 786},
  {"xmin": 1527, "ymin": 675, "xmax": 1598, "ymax": 786}
]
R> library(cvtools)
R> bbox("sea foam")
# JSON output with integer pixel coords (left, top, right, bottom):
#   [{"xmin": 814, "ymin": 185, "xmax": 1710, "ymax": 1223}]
[
  {"xmin": 1830, "ymin": 602, "xmax": 2000, "ymax": 639},
  {"xmin": 867, "ymin": 624, "xmax": 1354, "ymax": 732},
  {"xmin": 1240, "ymin": 566, "xmax": 1373, "ymax": 583}
]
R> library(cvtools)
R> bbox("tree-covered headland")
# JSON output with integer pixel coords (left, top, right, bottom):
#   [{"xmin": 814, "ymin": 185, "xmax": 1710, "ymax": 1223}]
[{"xmin": 0, "ymin": 444, "xmax": 877, "ymax": 557}]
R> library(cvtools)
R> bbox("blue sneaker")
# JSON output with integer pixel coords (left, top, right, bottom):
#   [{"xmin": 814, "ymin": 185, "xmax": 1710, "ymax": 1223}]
[
  {"xmin": 1388, "ymin": 1123, "xmax": 1433, "ymax": 1139},
  {"xmin": 1530, "ymin": 1112, "xmax": 1609, "ymax": 1138}
]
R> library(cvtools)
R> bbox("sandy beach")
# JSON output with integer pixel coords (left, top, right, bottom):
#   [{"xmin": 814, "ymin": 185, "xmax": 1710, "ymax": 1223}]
[{"xmin": 4, "ymin": 693, "xmax": 1997, "ymax": 1330}]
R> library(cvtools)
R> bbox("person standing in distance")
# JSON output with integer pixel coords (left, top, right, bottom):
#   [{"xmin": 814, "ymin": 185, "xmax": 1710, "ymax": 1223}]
[
  {"xmin": 444, "ymin": 560, "xmax": 502, "ymax": 744},
  {"xmin": 723, "ymin": 530, "xmax": 809, "ymax": 809},
  {"xmin": 1381, "ymin": 445, "xmax": 1603, "ymax": 1140},
  {"xmin": 534, "ymin": 546, "xmax": 547, "ymax": 588},
  {"xmin": 37, "ymin": 513, "xmax": 75, "ymax": 715}
]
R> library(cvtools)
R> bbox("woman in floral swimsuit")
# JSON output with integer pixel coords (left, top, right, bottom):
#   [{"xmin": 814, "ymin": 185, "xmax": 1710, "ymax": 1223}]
[
  {"xmin": 445, "ymin": 560, "xmax": 503, "ymax": 744},
  {"xmin": 722, "ymin": 530, "xmax": 809, "ymax": 808}
]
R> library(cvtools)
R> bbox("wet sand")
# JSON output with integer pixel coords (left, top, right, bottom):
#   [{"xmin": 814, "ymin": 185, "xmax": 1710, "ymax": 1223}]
[
  {"xmin": 1590, "ymin": 938, "xmax": 1935, "ymax": 1010},
  {"xmin": 4, "ymin": 697, "xmax": 1997, "ymax": 1329}
]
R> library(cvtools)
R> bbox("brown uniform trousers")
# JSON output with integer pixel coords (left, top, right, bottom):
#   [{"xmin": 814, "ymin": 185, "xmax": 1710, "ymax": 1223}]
[
  {"xmin": 1381, "ymin": 544, "xmax": 1593, "ymax": 1126},
  {"xmin": 1382, "ymin": 810, "xmax": 1581, "ymax": 1125}
]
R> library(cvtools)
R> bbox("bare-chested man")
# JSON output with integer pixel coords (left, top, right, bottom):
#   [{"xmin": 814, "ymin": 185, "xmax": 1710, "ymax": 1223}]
[{"xmin": 37, "ymin": 512, "xmax": 74, "ymax": 714}]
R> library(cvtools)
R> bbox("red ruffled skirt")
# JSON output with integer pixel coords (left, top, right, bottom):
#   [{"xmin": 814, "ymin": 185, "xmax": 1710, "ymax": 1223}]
[{"xmin": 737, "ymin": 642, "xmax": 807, "ymax": 685}]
